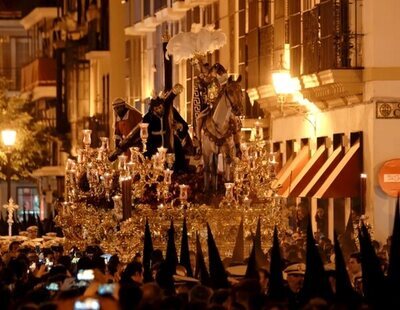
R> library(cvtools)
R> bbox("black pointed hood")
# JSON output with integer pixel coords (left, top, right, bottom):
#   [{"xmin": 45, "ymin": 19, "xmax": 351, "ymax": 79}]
[
  {"xmin": 156, "ymin": 219, "xmax": 176, "ymax": 295},
  {"xmin": 302, "ymin": 218, "xmax": 333, "ymax": 302},
  {"xmin": 268, "ymin": 226, "xmax": 286, "ymax": 300},
  {"xmin": 195, "ymin": 232, "xmax": 210, "ymax": 286},
  {"xmin": 231, "ymin": 218, "xmax": 244, "ymax": 266},
  {"xmin": 254, "ymin": 217, "xmax": 266, "ymax": 268},
  {"xmin": 359, "ymin": 222, "xmax": 388, "ymax": 306},
  {"xmin": 180, "ymin": 217, "xmax": 193, "ymax": 277},
  {"xmin": 143, "ymin": 218, "xmax": 154, "ymax": 282},
  {"xmin": 388, "ymin": 195, "xmax": 400, "ymax": 307},
  {"xmin": 165, "ymin": 219, "xmax": 178, "ymax": 274},
  {"xmin": 334, "ymin": 231, "xmax": 360, "ymax": 304},
  {"xmin": 245, "ymin": 240, "xmax": 259, "ymax": 279},
  {"xmin": 207, "ymin": 223, "xmax": 230, "ymax": 289}
]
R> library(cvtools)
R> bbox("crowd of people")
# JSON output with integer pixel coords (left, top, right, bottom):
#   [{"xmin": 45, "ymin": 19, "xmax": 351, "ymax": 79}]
[{"xmin": 0, "ymin": 198, "xmax": 399, "ymax": 310}]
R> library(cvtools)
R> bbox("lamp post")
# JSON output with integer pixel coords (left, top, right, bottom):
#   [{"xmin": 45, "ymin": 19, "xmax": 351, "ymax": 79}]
[{"xmin": 1, "ymin": 129, "xmax": 16, "ymax": 200}]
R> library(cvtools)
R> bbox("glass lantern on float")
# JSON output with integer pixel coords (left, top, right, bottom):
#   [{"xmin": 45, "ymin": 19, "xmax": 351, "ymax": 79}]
[{"xmin": 139, "ymin": 123, "xmax": 149, "ymax": 153}]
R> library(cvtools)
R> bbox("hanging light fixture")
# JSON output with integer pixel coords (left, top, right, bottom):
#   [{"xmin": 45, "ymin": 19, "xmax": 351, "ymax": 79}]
[{"xmin": 271, "ymin": 54, "xmax": 292, "ymax": 105}]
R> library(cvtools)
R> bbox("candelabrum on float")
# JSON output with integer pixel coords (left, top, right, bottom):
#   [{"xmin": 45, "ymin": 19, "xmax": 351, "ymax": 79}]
[{"xmin": 233, "ymin": 139, "xmax": 280, "ymax": 202}]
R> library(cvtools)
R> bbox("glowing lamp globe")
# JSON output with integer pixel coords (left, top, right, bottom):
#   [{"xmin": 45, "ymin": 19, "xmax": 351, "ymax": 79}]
[
  {"xmin": 1, "ymin": 129, "xmax": 16, "ymax": 147},
  {"xmin": 272, "ymin": 69, "xmax": 292, "ymax": 95}
]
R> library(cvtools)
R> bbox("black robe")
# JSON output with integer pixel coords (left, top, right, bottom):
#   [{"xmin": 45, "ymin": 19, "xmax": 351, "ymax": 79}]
[{"xmin": 142, "ymin": 93, "xmax": 189, "ymax": 172}]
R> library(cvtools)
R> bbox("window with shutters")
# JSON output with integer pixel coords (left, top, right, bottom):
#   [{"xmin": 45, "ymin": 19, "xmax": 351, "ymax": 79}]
[
  {"xmin": 247, "ymin": 28, "xmax": 259, "ymax": 88},
  {"xmin": 288, "ymin": 0, "xmax": 301, "ymax": 76},
  {"xmin": 154, "ymin": 0, "xmax": 167, "ymax": 12},
  {"xmin": 133, "ymin": 0, "xmax": 142, "ymax": 24},
  {"xmin": 302, "ymin": 7, "xmax": 320, "ymax": 74},
  {"xmin": 143, "ymin": 0, "xmax": 151, "ymax": 18},
  {"xmin": 259, "ymin": 25, "xmax": 274, "ymax": 86},
  {"xmin": 248, "ymin": 0, "xmax": 259, "ymax": 31},
  {"xmin": 193, "ymin": 6, "xmax": 200, "ymax": 24},
  {"xmin": 238, "ymin": 0, "xmax": 246, "ymax": 89}
]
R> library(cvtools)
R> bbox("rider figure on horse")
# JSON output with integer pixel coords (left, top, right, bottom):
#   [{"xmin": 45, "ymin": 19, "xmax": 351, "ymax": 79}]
[{"xmin": 193, "ymin": 60, "xmax": 235, "ymax": 155}]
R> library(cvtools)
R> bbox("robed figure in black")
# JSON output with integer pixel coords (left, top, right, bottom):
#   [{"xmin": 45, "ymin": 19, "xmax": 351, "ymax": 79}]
[{"xmin": 142, "ymin": 83, "xmax": 191, "ymax": 172}]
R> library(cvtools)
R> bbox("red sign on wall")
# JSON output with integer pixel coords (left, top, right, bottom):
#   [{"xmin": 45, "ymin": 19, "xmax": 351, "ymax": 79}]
[{"xmin": 378, "ymin": 159, "xmax": 400, "ymax": 197}]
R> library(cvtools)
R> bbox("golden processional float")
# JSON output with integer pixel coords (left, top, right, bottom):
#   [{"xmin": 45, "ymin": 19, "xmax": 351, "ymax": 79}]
[{"xmin": 55, "ymin": 27, "xmax": 288, "ymax": 262}]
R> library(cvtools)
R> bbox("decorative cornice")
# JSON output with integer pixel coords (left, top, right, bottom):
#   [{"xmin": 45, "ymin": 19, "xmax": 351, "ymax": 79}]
[
  {"xmin": 184, "ymin": 0, "xmax": 218, "ymax": 7},
  {"xmin": 155, "ymin": 7, "xmax": 186, "ymax": 22},
  {"xmin": 20, "ymin": 8, "xmax": 58, "ymax": 30},
  {"xmin": 85, "ymin": 51, "xmax": 111, "ymax": 60},
  {"xmin": 125, "ymin": 17, "xmax": 158, "ymax": 36}
]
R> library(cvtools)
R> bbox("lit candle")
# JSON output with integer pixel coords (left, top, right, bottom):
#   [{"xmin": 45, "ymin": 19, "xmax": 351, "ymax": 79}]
[
  {"xmin": 139, "ymin": 123, "xmax": 149, "ymax": 153},
  {"xmin": 255, "ymin": 121, "xmax": 260, "ymax": 134},
  {"xmin": 103, "ymin": 172, "xmax": 113, "ymax": 195},
  {"xmin": 240, "ymin": 143, "xmax": 249, "ymax": 159},
  {"xmin": 100, "ymin": 137, "xmax": 109, "ymax": 151},
  {"xmin": 179, "ymin": 184, "xmax": 189, "ymax": 201},
  {"xmin": 118, "ymin": 155, "xmax": 128, "ymax": 171},
  {"xmin": 140, "ymin": 123, "xmax": 149, "ymax": 139},
  {"xmin": 224, "ymin": 183, "xmax": 235, "ymax": 200},
  {"xmin": 112, "ymin": 195, "xmax": 122, "ymax": 220},
  {"xmin": 157, "ymin": 147, "xmax": 168, "ymax": 163},
  {"xmin": 82, "ymin": 129, "xmax": 92, "ymax": 148},
  {"xmin": 166, "ymin": 153, "xmax": 175, "ymax": 169},
  {"xmin": 164, "ymin": 168, "xmax": 173, "ymax": 185}
]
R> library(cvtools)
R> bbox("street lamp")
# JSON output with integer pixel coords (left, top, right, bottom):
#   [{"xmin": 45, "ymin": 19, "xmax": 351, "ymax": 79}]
[
  {"xmin": 1, "ymin": 129, "xmax": 16, "ymax": 200},
  {"xmin": 271, "ymin": 53, "xmax": 299, "ymax": 109},
  {"xmin": 272, "ymin": 69, "xmax": 293, "ymax": 104}
]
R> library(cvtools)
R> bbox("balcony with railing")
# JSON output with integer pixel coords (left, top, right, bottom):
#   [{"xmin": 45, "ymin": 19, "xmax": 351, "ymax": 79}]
[
  {"xmin": 21, "ymin": 57, "xmax": 56, "ymax": 100},
  {"xmin": 250, "ymin": 0, "xmax": 363, "ymax": 116}
]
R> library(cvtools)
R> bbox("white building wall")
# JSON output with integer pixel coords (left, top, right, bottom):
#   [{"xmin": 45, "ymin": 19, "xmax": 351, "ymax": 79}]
[
  {"xmin": 363, "ymin": 0, "xmax": 400, "ymax": 241},
  {"xmin": 271, "ymin": 0, "xmax": 400, "ymax": 242}
]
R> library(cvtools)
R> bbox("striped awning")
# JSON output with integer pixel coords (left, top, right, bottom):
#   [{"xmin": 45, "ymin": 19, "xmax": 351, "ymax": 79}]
[
  {"xmin": 272, "ymin": 145, "xmax": 311, "ymax": 196},
  {"xmin": 281, "ymin": 144, "xmax": 328, "ymax": 198},
  {"xmin": 313, "ymin": 140, "xmax": 362, "ymax": 198},
  {"xmin": 299, "ymin": 145, "xmax": 345, "ymax": 198}
]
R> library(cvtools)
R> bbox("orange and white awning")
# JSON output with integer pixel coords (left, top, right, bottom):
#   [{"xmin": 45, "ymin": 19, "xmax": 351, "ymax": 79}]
[
  {"xmin": 313, "ymin": 140, "xmax": 362, "ymax": 198},
  {"xmin": 272, "ymin": 145, "xmax": 310, "ymax": 196},
  {"xmin": 299, "ymin": 145, "xmax": 345, "ymax": 198},
  {"xmin": 280, "ymin": 144, "xmax": 328, "ymax": 198}
]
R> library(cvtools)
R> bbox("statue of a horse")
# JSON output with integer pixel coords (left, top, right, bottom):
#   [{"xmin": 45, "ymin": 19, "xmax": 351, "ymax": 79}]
[{"xmin": 201, "ymin": 75, "xmax": 243, "ymax": 192}]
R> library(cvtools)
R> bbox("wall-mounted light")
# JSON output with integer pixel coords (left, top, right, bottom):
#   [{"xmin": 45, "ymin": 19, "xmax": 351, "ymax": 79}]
[{"xmin": 272, "ymin": 54, "xmax": 293, "ymax": 106}]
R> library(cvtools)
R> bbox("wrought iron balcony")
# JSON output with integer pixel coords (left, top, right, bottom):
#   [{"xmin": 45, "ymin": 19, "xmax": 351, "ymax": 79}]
[{"xmin": 21, "ymin": 57, "xmax": 56, "ymax": 94}]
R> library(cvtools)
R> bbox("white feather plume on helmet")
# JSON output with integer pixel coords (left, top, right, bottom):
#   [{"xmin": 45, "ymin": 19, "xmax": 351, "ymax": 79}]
[{"xmin": 166, "ymin": 25, "xmax": 227, "ymax": 63}]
